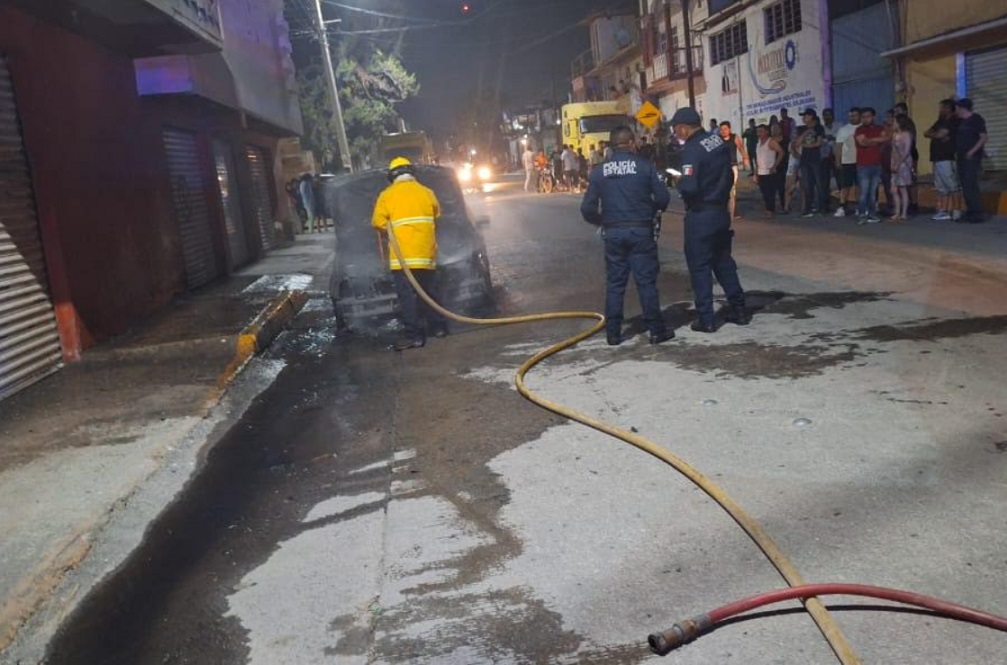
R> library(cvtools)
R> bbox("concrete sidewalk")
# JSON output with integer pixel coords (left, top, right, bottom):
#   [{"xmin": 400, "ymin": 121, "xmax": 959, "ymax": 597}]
[
  {"xmin": 0, "ymin": 232, "xmax": 333, "ymax": 658},
  {"xmin": 732, "ymin": 181, "xmax": 1007, "ymax": 260}
]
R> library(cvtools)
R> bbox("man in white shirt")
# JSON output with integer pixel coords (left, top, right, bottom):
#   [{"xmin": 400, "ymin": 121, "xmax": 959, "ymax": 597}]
[
  {"xmin": 833, "ymin": 107, "xmax": 861, "ymax": 217},
  {"xmin": 561, "ymin": 144, "xmax": 579, "ymax": 189},
  {"xmin": 522, "ymin": 144, "xmax": 536, "ymax": 192}
]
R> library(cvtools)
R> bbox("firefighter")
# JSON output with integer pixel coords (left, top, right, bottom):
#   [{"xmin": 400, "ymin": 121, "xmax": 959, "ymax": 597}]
[
  {"xmin": 580, "ymin": 125, "xmax": 674, "ymax": 346},
  {"xmin": 670, "ymin": 107, "xmax": 749, "ymax": 332},
  {"xmin": 372, "ymin": 157, "xmax": 448, "ymax": 351}
]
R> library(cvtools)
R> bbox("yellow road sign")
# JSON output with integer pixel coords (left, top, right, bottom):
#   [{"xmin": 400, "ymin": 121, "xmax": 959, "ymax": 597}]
[{"xmin": 636, "ymin": 101, "xmax": 662, "ymax": 129}]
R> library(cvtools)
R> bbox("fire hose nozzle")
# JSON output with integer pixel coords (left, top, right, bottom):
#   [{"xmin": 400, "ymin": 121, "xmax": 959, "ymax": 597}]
[{"xmin": 647, "ymin": 615, "xmax": 713, "ymax": 656}]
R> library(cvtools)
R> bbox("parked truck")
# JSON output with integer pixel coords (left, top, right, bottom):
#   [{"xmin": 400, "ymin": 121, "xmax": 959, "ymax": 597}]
[
  {"xmin": 379, "ymin": 131, "xmax": 435, "ymax": 165},
  {"xmin": 560, "ymin": 101, "xmax": 632, "ymax": 155}
]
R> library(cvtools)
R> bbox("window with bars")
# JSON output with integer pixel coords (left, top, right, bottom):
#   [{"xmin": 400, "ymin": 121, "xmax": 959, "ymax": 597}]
[
  {"xmin": 709, "ymin": 21, "xmax": 748, "ymax": 66},
  {"xmin": 656, "ymin": 24, "xmax": 668, "ymax": 56},
  {"xmin": 764, "ymin": 0, "xmax": 802, "ymax": 44}
]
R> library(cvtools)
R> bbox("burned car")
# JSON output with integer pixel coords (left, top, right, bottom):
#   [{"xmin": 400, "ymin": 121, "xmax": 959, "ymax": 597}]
[{"xmin": 322, "ymin": 165, "xmax": 494, "ymax": 331}]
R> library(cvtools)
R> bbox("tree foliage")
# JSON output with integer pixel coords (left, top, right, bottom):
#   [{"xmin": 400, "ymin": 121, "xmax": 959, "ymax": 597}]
[{"xmin": 296, "ymin": 48, "xmax": 419, "ymax": 171}]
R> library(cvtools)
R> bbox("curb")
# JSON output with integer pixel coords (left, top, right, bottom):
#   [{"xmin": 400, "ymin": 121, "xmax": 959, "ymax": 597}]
[
  {"xmin": 0, "ymin": 290, "xmax": 310, "ymax": 658},
  {"xmin": 216, "ymin": 289, "xmax": 309, "ymax": 394}
]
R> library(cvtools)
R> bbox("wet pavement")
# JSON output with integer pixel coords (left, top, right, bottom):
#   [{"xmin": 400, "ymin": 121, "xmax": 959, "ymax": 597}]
[{"xmin": 42, "ymin": 191, "xmax": 1007, "ymax": 664}]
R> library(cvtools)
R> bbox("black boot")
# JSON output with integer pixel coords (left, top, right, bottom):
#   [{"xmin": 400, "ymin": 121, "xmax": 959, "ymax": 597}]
[
  {"xmin": 690, "ymin": 320, "xmax": 717, "ymax": 333},
  {"xmin": 649, "ymin": 330, "xmax": 675, "ymax": 345},
  {"xmin": 606, "ymin": 332, "xmax": 623, "ymax": 346},
  {"xmin": 724, "ymin": 306, "xmax": 752, "ymax": 326}
]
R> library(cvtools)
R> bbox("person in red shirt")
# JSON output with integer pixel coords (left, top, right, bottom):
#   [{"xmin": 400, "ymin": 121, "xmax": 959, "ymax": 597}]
[{"xmin": 854, "ymin": 107, "xmax": 886, "ymax": 223}]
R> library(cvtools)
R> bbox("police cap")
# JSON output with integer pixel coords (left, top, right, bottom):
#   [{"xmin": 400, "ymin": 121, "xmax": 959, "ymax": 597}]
[{"xmin": 669, "ymin": 107, "xmax": 702, "ymax": 127}]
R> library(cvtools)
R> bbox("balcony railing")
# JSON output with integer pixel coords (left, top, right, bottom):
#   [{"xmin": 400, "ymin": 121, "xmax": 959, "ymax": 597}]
[
  {"xmin": 653, "ymin": 52, "xmax": 669, "ymax": 81},
  {"xmin": 571, "ymin": 49, "xmax": 597, "ymax": 79}
]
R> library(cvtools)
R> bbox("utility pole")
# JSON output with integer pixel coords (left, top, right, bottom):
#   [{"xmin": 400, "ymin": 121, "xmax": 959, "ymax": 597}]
[
  {"xmin": 312, "ymin": 0, "xmax": 353, "ymax": 172},
  {"xmin": 681, "ymin": 0, "xmax": 697, "ymax": 108}
]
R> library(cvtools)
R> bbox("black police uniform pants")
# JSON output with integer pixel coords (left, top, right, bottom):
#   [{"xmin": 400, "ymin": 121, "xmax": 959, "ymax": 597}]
[
  {"xmin": 603, "ymin": 227, "xmax": 665, "ymax": 337},
  {"xmin": 393, "ymin": 269, "xmax": 447, "ymax": 341},
  {"xmin": 684, "ymin": 211, "xmax": 745, "ymax": 325}
]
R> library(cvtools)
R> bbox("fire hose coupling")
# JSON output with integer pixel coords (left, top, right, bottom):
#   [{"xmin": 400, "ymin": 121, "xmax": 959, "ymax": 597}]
[{"xmin": 647, "ymin": 614, "xmax": 714, "ymax": 656}]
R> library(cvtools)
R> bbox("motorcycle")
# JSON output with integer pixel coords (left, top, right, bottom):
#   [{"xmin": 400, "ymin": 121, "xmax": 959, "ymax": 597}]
[{"xmin": 536, "ymin": 165, "xmax": 555, "ymax": 194}]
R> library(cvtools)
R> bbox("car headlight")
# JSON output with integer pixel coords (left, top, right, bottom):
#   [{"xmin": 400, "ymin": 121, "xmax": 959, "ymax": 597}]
[
  {"xmin": 477, "ymin": 166, "xmax": 491, "ymax": 181},
  {"xmin": 458, "ymin": 168, "xmax": 473, "ymax": 182}
]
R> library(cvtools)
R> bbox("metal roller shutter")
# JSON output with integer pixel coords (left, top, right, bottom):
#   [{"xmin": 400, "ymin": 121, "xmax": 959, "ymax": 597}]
[
  {"xmin": 245, "ymin": 146, "xmax": 276, "ymax": 250},
  {"xmin": 0, "ymin": 57, "xmax": 63, "ymax": 401},
  {"xmin": 212, "ymin": 139, "xmax": 250, "ymax": 268},
  {"xmin": 966, "ymin": 47, "xmax": 1007, "ymax": 171},
  {"xmin": 163, "ymin": 128, "xmax": 220, "ymax": 289},
  {"xmin": 831, "ymin": 3, "xmax": 895, "ymax": 118}
]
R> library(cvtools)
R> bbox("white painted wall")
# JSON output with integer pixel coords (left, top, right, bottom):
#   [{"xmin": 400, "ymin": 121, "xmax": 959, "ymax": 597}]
[{"xmin": 702, "ymin": 0, "xmax": 827, "ymax": 128}]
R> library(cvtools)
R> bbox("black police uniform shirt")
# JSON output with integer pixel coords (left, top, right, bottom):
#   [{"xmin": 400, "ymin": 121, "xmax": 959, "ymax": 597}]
[
  {"xmin": 580, "ymin": 149, "xmax": 671, "ymax": 226},
  {"xmin": 677, "ymin": 129, "xmax": 733, "ymax": 211}
]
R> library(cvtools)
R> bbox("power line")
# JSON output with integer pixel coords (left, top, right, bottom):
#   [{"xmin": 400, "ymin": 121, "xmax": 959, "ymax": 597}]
[{"xmin": 322, "ymin": 0, "xmax": 454, "ymax": 26}]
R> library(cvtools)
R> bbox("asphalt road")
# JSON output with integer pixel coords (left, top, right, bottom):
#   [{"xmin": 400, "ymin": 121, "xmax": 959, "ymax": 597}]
[{"xmin": 46, "ymin": 186, "xmax": 1007, "ymax": 664}]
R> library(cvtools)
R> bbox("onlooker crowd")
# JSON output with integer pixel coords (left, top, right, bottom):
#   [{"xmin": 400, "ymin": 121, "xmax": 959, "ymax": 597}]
[
  {"xmin": 744, "ymin": 98, "xmax": 989, "ymax": 224},
  {"xmin": 524, "ymin": 97, "xmax": 990, "ymax": 226}
]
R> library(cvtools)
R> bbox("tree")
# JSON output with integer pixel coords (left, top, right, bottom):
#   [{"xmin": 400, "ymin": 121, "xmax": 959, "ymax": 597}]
[
  {"xmin": 337, "ymin": 48, "xmax": 419, "ymax": 167},
  {"xmin": 296, "ymin": 48, "xmax": 419, "ymax": 171}
]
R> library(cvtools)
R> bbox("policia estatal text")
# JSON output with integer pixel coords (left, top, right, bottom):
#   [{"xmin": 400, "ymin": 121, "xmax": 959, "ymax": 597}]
[
  {"xmin": 580, "ymin": 125, "xmax": 674, "ymax": 346},
  {"xmin": 670, "ymin": 108, "xmax": 751, "ymax": 332}
]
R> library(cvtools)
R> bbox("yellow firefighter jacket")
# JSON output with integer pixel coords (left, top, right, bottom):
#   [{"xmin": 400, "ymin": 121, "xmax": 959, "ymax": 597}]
[{"xmin": 371, "ymin": 177, "xmax": 440, "ymax": 271}]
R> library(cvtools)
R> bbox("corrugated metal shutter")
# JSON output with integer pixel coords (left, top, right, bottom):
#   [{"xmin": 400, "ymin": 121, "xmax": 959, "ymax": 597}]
[
  {"xmin": 212, "ymin": 139, "xmax": 250, "ymax": 268},
  {"xmin": 0, "ymin": 57, "xmax": 63, "ymax": 400},
  {"xmin": 966, "ymin": 48, "xmax": 1007, "ymax": 171},
  {"xmin": 830, "ymin": 3, "xmax": 895, "ymax": 115},
  {"xmin": 833, "ymin": 74, "xmax": 894, "ymax": 122},
  {"xmin": 245, "ymin": 146, "xmax": 276, "ymax": 250},
  {"xmin": 163, "ymin": 128, "xmax": 220, "ymax": 289}
]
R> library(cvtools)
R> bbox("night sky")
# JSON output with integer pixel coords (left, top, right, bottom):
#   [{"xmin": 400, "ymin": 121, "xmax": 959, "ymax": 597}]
[{"xmin": 303, "ymin": 0, "xmax": 634, "ymax": 138}]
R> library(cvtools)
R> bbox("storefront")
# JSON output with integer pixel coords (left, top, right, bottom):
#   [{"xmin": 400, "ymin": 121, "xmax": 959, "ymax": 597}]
[{"xmin": 886, "ymin": 7, "xmax": 1007, "ymax": 177}]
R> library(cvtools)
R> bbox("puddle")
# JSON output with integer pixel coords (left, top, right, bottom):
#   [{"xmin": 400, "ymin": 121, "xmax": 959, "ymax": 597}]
[{"xmin": 855, "ymin": 315, "xmax": 1007, "ymax": 343}]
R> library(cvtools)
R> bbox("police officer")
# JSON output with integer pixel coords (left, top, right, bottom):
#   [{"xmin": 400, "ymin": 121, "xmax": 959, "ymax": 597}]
[
  {"xmin": 581, "ymin": 125, "xmax": 674, "ymax": 346},
  {"xmin": 669, "ymin": 107, "xmax": 750, "ymax": 332}
]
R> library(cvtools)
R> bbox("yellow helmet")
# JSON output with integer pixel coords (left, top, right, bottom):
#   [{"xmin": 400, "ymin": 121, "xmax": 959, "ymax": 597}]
[
  {"xmin": 387, "ymin": 156, "xmax": 416, "ymax": 182},
  {"xmin": 389, "ymin": 157, "xmax": 412, "ymax": 170}
]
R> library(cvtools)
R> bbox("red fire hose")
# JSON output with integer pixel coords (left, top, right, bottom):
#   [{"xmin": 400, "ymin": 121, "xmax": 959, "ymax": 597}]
[{"xmin": 649, "ymin": 583, "xmax": 1007, "ymax": 656}]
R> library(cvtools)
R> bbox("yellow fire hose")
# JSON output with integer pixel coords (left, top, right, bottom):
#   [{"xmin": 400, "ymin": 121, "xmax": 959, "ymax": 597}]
[{"xmin": 385, "ymin": 229, "xmax": 861, "ymax": 664}]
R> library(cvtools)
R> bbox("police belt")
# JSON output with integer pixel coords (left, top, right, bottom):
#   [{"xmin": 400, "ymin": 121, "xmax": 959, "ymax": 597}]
[
  {"xmin": 686, "ymin": 203, "xmax": 729, "ymax": 213},
  {"xmin": 604, "ymin": 220, "xmax": 655, "ymax": 229}
]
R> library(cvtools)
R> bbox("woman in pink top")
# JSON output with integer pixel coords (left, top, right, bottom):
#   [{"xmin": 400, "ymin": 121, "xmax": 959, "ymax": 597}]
[{"xmin": 890, "ymin": 116, "xmax": 914, "ymax": 220}]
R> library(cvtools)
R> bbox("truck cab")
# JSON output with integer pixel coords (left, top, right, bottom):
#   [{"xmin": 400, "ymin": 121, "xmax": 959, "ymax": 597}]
[
  {"xmin": 561, "ymin": 102, "xmax": 632, "ymax": 155},
  {"xmin": 380, "ymin": 131, "xmax": 435, "ymax": 165}
]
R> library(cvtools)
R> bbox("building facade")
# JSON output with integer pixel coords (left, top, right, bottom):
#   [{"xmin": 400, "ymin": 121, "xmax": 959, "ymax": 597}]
[
  {"xmin": 884, "ymin": 1, "xmax": 1007, "ymax": 173},
  {"xmin": 700, "ymin": 0, "xmax": 829, "ymax": 130},
  {"xmin": 828, "ymin": 1, "xmax": 897, "ymax": 128},
  {"xmin": 570, "ymin": 11, "xmax": 645, "ymax": 114},
  {"xmin": 0, "ymin": 0, "xmax": 301, "ymax": 400},
  {"xmin": 640, "ymin": 0, "xmax": 709, "ymax": 122}
]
